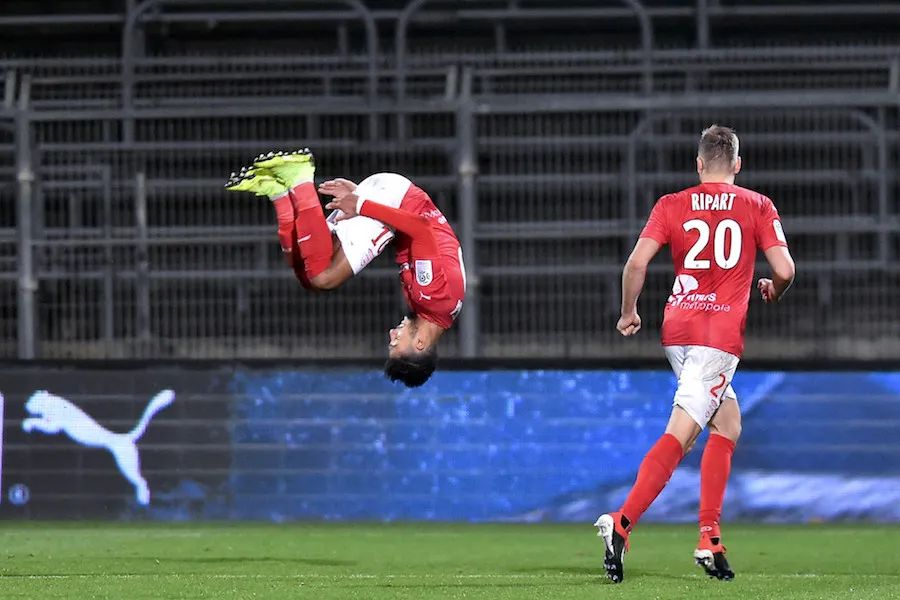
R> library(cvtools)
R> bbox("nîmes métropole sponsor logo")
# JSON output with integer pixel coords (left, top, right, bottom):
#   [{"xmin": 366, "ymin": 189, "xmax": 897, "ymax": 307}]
[{"xmin": 667, "ymin": 274, "xmax": 732, "ymax": 313}]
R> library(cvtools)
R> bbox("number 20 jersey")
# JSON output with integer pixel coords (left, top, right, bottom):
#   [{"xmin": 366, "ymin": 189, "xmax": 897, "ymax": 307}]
[{"xmin": 639, "ymin": 182, "xmax": 789, "ymax": 357}]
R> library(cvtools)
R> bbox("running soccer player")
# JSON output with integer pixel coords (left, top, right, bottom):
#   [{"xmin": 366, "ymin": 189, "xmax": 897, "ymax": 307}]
[
  {"xmin": 225, "ymin": 150, "xmax": 466, "ymax": 387},
  {"xmin": 595, "ymin": 125, "xmax": 796, "ymax": 583}
]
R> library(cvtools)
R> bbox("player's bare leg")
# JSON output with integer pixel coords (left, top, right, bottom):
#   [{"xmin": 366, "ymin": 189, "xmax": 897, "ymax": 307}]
[
  {"xmin": 283, "ymin": 229, "xmax": 355, "ymax": 292},
  {"xmin": 305, "ymin": 236, "xmax": 354, "ymax": 291},
  {"xmin": 695, "ymin": 396, "xmax": 741, "ymax": 580},
  {"xmin": 595, "ymin": 408, "xmax": 699, "ymax": 583}
]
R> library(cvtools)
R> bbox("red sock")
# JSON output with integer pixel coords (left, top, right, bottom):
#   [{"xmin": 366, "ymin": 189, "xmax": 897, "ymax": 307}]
[
  {"xmin": 272, "ymin": 195, "xmax": 296, "ymax": 266},
  {"xmin": 271, "ymin": 194, "xmax": 313, "ymax": 289},
  {"xmin": 288, "ymin": 181, "xmax": 321, "ymax": 213},
  {"xmin": 282, "ymin": 236, "xmax": 313, "ymax": 291},
  {"xmin": 619, "ymin": 433, "xmax": 684, "ymax": 528},
  {"xmin": 699, "ymin": 433, "xmax": 736, "ymax": 540},
  {"xmin": 289, "ymin": 182, "xmax": 332, "ymax": 279}
]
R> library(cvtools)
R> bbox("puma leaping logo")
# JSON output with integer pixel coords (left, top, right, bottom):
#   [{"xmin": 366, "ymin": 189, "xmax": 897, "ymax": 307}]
[{"xmin": 22, "ymin": 389, "xmax": 175, "ymax": 505}]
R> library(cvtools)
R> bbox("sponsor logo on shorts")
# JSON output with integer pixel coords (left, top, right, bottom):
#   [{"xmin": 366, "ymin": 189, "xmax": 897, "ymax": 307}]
[{"xmin": 704, "ymin": 397, "xmax": 719, "ymax": 421}]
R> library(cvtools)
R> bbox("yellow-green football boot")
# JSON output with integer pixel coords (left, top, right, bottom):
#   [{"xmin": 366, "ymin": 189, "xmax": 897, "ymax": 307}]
[
  {"xmin": 224, "ymin": 166, "xmax": 289, "ymax": 199},
  {"xmin": 252, "ymin": 148, "xmax": 316, "ymax": 189}
]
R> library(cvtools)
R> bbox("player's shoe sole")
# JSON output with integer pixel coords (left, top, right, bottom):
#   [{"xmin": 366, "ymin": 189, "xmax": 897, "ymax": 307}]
[
  {"xmin": 252, "ymin": 149, "xmax": 316, "ymax": 188},
  {"xmin": 224, "ymin": 167, "xmax": 289, "ymax": 198},
  {"xmin": 595, "ymin": 514, "xmax": 628, "ymax": 583},
  {"xmin": 694, "ymin": 548, "xmax": 735, "ymax": 581}
]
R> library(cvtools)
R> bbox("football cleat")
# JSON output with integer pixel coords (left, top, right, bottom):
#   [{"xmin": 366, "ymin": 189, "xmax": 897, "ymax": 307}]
[
  {"xmin": 595, "ymin": 513, "xmax": 629, "ymax": 583},
  {"xmin": 694, "ymin": 535, "xmax": 735, "ymax": 581},
  {"xmin": 224, "ymin": 168, "xmax": 289, "ymax": 199},
  {"xmin": 252, "ymin": 148, "xmax": 316, "ymax": 188}
]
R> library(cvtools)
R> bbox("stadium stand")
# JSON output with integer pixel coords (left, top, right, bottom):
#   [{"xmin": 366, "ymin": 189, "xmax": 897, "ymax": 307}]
[{"xmin": 1, "ymin": 0, "xmax": 899, "ymax": 359}]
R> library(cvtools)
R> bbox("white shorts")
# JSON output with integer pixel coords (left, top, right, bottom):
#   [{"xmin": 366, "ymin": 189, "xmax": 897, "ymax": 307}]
[
  {"xmin": 664, "ymin": 345, "xmax": 740, "ymax": 429},
  {"xmin": 327, "ymin": 211, "xmax": 393, "ymax": 274},
  {"xmin": 325, "ymin": 173, "xmax": 411, "ymax": 274}
]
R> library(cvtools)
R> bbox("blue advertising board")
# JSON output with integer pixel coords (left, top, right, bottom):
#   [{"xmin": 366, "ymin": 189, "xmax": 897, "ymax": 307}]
[
  {"xmin": 226, "ymin": 369, "xmax": 900, "ymax": 523},
  {"xmin": 1, "ymin": 366, "xmax": 898, "ymax": 523}
]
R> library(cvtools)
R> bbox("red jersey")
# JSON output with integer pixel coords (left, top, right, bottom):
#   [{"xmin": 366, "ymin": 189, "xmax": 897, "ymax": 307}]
[
  {"xmin": 640, "ymin": 182, "xmax": 788, "ymax": 357},
  {"xmin": 356, "ymin": 174, "xmax": 466, "ymax": 330}
]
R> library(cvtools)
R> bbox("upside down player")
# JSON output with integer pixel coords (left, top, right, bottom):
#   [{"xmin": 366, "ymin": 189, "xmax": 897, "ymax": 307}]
[
  {"xmin": 225, "ymin": 150, "xmax": 466, "ymax": 387},
  {"xmin": 595, "ymin": 126, "xmax": 796, "ymax": 582}
]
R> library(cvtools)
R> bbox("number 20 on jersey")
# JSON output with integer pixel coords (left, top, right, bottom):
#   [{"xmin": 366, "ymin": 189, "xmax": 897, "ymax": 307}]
[{"xmin": 683, "ymin": 219, "xmax": 742, "ymax": 270}]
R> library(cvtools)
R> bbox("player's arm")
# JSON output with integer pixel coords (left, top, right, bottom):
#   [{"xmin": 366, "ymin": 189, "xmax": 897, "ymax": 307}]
[
  {"xmin": 756, "ymin": 199, "xmax": 795, "ymax": 302},
  {"xmin": 762, "ymin": 246, "xmax": 795, "ymax": 301},
  {"xmin": 618, "ymin": 196, "xmax": 669, "ymax": 336},
  {"xmin": 325, "ymin": 193, "xmax": 440, "ymax": 255},
  {"xmin": 359, "ymin": 200, "xmax": 440, "ymax": 254},
  {"xmin": 622, "ymin": 238, "xmax": 662, "ymax": 317}
]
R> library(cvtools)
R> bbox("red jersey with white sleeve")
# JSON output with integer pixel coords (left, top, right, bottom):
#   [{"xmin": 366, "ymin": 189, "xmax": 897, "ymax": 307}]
[
  {"xmin": 354, "ymin": 173, "xmax": 466, "ymax": 329},
  {"xmin": 639, "ymin": 182, "xmax": 788, "ymax": 357}
]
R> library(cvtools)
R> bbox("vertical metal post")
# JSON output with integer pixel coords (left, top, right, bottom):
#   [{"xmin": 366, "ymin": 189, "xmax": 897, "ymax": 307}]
[
  {"xmin": 15, "ymin": 75, "xmax": 36, "ymax": 359},
  {"xmin": 456, "ymin": 68, "xmax": 480, "ymax": 358},
  {"xmin": 135, "ymin": 172, "xmax": 151, "ymax": 342},
  {"xmin": 3, "ymin": 71, "xmax": 15, "ymax": 109},
  {"xmin": 876, "ymin": 111, "xmax": 889, "ymax": 267},
  {"xmin": 889, "ymin": 58, "xmax": 899, "ymax": 92},
  {"xmin": 625, "ymin": 136, "xmax": 638, "ymax": 229},
  {"xmin": 696, "ymin": 0, "xmax": 710, "ymax": 50},
  {"xmin": 122, "ymin": 0, "xmax": 142, "ymax": 143},
  {"xmin": 102, "ymin": 165, "xmax": 115, "ymax": 345}
]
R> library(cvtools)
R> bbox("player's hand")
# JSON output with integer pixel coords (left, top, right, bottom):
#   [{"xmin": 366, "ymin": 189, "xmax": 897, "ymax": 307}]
[
  {"xmin": 617, "ymin": 312, "xmax": 642, "ymax": 337},
  {"xmin": 324, "ymin": 194, "xmax": 359, "ymax": 222},
  {"xmin": 758, "ymin": 278, "xmax": 777, "ymax": 303},
  {"xmin": 318, "ymin": 178, "xmax": 357, "ymax": 199}
]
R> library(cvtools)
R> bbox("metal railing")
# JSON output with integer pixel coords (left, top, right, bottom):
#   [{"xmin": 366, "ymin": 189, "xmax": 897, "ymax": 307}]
[
  {"xmin": 3, "ymin": 1, "xmax": 900, "ymax": 360},
  {"xmin": 6, "ymin": 82, "xmax": 899, "ymax": 359}
]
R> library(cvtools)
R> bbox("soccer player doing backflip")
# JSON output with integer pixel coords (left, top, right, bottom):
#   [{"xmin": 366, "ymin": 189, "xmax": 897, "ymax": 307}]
[
  {"xmin": 595, "ymin": 126, "xmax": 796, "ymax": 582},
  {"xmin": 225, "ymin": 150, "xmax": 466, "ymax": 387}
]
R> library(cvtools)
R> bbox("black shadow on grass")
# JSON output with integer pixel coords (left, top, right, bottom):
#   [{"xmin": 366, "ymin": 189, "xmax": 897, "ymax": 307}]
[
  {"xmin": 510, "ymin": 565, "xmax": 603, "ymax": 576},
  {"xmin": 512, "ymin": 565, "xmax": 700, "ymax": 582},
  {"xmin": 152, "ymin": 557, "xmax": 357, "ymax": 567},
  {"xmin": 370, "ymin": 582, "xmax": 594, "ymax": 590},
  {"xmin": 0, "ymin": 573, "xmax": 126, "ymax": 578}
]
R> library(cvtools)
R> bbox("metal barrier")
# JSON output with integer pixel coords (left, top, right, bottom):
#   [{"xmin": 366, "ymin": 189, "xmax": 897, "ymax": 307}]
[
  {"xmin": 7, "ymin": 46, "xmax": 899, "ymax": 112},
  {"xmin": 10, "ymin": 83, "xmax": 900, "ymax": 360},
  {"xmin": 0, "ymin": 113, "xmax": 16, "ymax": 357},
  {"xmin": 12, "ymin": 95, "xmax": 465, "ymax": 359},
  {"xmin": 3, "ymin": 1, "xmax": 900, "ymax": 360}
]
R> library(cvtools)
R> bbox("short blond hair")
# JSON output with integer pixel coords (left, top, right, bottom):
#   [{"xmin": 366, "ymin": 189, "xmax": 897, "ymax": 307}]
[{"xmin": 698, "ymin": 125, "xmax": 740, "ymax": 171}]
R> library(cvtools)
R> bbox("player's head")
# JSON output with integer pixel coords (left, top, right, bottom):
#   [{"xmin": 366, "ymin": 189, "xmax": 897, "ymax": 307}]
[
  {"xmin": 383, "ymin": 315, "xmax": 438, "ymax": 388},
  {"xmin": 697, "ymin": 125, "xmax": 741, "ymax": 181}
]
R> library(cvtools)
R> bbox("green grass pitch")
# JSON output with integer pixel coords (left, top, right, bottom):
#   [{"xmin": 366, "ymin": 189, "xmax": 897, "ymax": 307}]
[{"xmin": 1, "ymin": 523, "xmax": 898, "ymax": 599}]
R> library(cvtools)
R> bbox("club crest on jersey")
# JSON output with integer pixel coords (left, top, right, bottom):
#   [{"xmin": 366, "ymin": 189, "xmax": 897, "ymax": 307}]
[
  {"xmin": 773, "ymin": 219, "xmax": 786, "ymax": 243},
  {"xmin": 415, "ymin": 260, "xmax": 433, "ymax": 286}
]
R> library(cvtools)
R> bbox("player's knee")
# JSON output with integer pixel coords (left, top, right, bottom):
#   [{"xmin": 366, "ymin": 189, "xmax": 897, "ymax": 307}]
[
  {"xmin": 308, "ymin": 271, "xmax": 340, "ymax": 291},
  {"xmin": 709, "ymin": 405, "xmax": 742, "ymax": 442},
  {"xmin": 683, "ymin": 439, "xmax": 697, "ymax": 456},
  {"xmin": 383, "ymin": 348, "xmax": 438, "ymax": 388},
  {"xmin": 710, "ymin": 420, "xmax": 741, "ymax": 443},
  {"xmin": 666, "ymin": 403, "xmax": 704, "ymax": 453}
]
